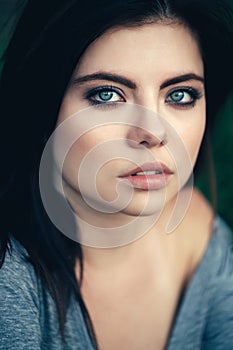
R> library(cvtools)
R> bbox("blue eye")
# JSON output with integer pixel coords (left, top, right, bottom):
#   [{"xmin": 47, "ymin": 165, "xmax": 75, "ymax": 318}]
[
  {"xmin": 85, "ymin": 86, "xmax": 125, "ymax": 106},
  {"xmin": 166, "ymin": 87, "xmax": 202, "ymax": 107},
  {"xmin": 170, "ymin": 91, "xmax": 186, "ymax": 102},
  {"xmin": 98, "ymin": 91, "xmax": 113, "ymax": 101},
  {"xmin": 96, "ymin": 91, "xmax": 119, "ymax": 102}
]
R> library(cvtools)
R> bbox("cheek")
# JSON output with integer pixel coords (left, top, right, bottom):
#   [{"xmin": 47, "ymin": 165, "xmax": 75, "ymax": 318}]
[
  {"xmin": 166, "ymin": 101, "xmax": 206, "ymax": 164},
  {"xmin": 63, "ymin": 133, "xmax": 97, "ymax": 176},
  {"xmin": 56, "ymin": 91, "xmax": 87, "ymax": 126},
  {"xmin": 62, "ymin": 126, "xmax": 124, "ymax": 184},
  {"xmin": 178, "ymin": 117, "xmax": 206, "ymax": 165},
  {"xmin": 61, "ymin": 134, "xmax": 98, "ymax": 198}
]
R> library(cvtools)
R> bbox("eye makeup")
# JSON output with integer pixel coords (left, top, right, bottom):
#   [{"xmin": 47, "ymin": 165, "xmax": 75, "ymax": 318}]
[
  {"xmin": 165, "ymin": 86, "xmax": 204, "ymax": 109},
  {"xmin": 81, "ymin": 83, "xmax": 204, "ymax": 110},
  {"xmin": 83, "ymin": 85, "xmax": 125, "ymax": 108}
]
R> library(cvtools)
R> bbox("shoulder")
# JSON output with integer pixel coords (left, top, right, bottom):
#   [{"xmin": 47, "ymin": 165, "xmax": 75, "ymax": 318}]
[
  {"xmin": 177, "ymin": 188, "xmax": 233, "ymax": 288},
  {"xmin": 0, "ymin": 236, "xmax": 94, "ymax": 350},
  {"xmin": 201, "ymin": 218, "xmax": 233, "ymax": 349},
  {"xmin": 175, "ymin": 188, "xmax": 214, "ymax": 280},
  {"xmin": 0, "ymin": 235, "xmax": 41, "ymax": 349},
  {"xmin": 0, "ymin": 235, "xmax": 39, "ymax": 307}
]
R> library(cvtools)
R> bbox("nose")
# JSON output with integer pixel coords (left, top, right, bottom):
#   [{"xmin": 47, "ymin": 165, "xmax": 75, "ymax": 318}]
[{"xmin": 126, "ymin": 108, "xmax": 168, "ymax": 148}]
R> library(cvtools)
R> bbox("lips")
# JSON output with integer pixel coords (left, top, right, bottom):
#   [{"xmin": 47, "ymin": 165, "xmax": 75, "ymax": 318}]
[
  {"xmin": 121, "ymin": 162, "xmax": 173, "ymax": 177},
  {"xmin": 119, "ymin": 162, "xmax": 173, "ymax": 190}
]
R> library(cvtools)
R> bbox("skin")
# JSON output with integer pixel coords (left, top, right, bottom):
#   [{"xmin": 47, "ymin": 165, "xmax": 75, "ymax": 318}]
[
  {"xmin": 57, "ymin": 23, "xmax": 205, "ymax": 218},
  {"xmin": 56, "ymin": 23, "xmax": 213, "ymax": 349}
]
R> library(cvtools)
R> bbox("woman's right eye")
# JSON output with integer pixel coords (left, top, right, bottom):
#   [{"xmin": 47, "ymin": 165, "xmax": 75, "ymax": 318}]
[{"xmin": 84, "ymin": 86, "xmax": 125, "ymax": 106}]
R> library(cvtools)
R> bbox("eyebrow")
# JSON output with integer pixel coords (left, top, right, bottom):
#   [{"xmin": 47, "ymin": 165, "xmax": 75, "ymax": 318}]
[
  {"xmin": 160, "ymin": 73, "xmax": 204, "ymax": 89},
  {"xmin": 71, "ymin": 72, "xmax": 204, "ymax": 89},
  {"xmin": 72, "ymin": 72, "xmax": 136, "ymax": 89}
]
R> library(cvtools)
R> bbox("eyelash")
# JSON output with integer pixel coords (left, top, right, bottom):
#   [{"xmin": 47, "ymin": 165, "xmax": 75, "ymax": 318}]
[
  {"xmin": 165, "ymin": 86, "xmax": 203, "ymax": 109},
  {"xmin": 84, "ymin": 85, "xmax": 125, "ymax": 109},
  {"xmin": 83, "ymin": 85, "xmax": 203, "ymax": 109}
]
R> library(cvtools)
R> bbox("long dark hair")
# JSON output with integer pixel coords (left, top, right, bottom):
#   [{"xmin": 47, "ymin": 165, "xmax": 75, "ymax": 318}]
[{"xmin": 0, "ymin": 0, "xmax": 232, "ymax": 348}]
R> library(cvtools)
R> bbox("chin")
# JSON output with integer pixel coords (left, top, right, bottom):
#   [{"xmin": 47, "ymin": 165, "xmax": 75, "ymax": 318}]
[{"xmin": 118, "ymin": 192, "xmax": 169, "ymax": 217}]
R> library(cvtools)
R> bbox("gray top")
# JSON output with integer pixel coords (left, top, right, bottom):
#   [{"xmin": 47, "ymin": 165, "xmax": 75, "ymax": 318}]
[{"xmin": 0, "ymin": 217, "xmax": 233, "ymax": 349}]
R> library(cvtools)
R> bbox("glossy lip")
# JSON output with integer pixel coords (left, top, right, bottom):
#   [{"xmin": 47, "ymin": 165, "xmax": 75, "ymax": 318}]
[{"xmin": 119, "ymin": 162, "xmax": 173, "ymax": 191}]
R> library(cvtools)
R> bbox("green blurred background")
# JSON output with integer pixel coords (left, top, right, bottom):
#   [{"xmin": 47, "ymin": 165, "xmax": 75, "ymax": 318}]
[{"xmin": 0, "ymin": 1, "xmax": 232, "ymax": 229}]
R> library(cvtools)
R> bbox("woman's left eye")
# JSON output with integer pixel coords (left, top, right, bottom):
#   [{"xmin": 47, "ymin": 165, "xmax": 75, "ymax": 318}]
[
  {"xmin": 165, "ymin": 87, "xmax": 202, "ymax": 107},
  {"xmin": 84, "ymin": 86, "xmax": 125, "ymax": 106}
]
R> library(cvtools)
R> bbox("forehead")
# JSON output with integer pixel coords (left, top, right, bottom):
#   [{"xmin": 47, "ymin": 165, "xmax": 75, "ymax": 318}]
[{"xmin": 76, "ymin": 23, "xmax": 204, "ymax": 79}]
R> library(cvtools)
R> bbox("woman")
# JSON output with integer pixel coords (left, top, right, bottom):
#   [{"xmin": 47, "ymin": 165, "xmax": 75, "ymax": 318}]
[{"xmin": 0, "ymin": 0, "xmax": 233, "ymax": 349}]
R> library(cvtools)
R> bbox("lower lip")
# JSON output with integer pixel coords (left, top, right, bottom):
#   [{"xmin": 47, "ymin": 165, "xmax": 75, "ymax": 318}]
[{"xmin": 119, "ymin": 173, "xmax": 172, "ymax": 190}]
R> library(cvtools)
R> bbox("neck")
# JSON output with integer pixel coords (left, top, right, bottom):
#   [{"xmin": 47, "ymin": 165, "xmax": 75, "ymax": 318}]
[
  {"xmin": 74, "ymin": 195, "xmax": 181, "ymax": 277},
  {"xmin": 63, "ymin": 182, "xmax": 193, "ymax": 275}
]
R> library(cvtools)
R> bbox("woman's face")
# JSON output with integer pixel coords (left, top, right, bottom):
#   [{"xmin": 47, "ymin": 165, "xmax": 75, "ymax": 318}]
[{"xmin": 56, "ymin": 23, "xmax": 205, "ymax": 219}]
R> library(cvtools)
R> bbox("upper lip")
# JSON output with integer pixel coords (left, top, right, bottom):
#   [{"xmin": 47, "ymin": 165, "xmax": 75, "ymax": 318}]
[{"xmin": 120, "ymin": 162, "xmax": 173, "ymax": 177}]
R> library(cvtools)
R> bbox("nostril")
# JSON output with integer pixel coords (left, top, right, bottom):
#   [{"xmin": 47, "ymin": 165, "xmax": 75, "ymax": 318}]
[
  {"xmin": 126, "ymin": 123, "xmax": 168, "ymax": 149},
  {"xmin": 160, "ymin": 136, "xmax": 168, "ymax": 146},
  {"xmin": 138, "ymin": 134, "xmax": 168, "ymax": 147},
  {"xmin": 139, "ymin": 140, "xmax": 150, "ymax": 146}
]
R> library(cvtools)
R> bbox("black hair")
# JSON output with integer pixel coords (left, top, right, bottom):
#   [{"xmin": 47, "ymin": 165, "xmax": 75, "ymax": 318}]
[{"xmin": 0, "ymin": 0, "xmax": 232, "ymax": 348}]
